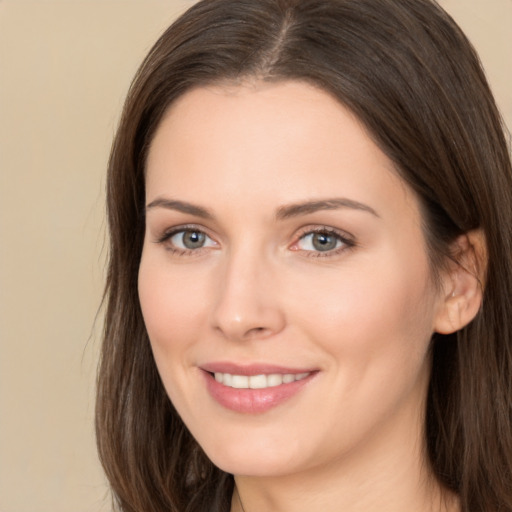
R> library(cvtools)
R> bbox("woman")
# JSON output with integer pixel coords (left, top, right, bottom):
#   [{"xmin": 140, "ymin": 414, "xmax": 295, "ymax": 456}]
[{"xmin": 95, "ymin": 0, "xmax": 512, "ymax": 511}]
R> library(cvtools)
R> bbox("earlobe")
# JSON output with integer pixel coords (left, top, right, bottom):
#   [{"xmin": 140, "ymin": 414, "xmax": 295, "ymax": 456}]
[{"xmin": 434, "ymin": 229, "xmax": 487, "ymax": 335}]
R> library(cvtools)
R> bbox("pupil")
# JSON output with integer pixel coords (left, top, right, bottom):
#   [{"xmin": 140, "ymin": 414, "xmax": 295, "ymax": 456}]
[
  {"xmin": 183, "ymin": 231, "xmax": 205, "ymax": 249},
  {"xmin": 312, "ymin": 233, "xmax": 337, "ymax": 251}
]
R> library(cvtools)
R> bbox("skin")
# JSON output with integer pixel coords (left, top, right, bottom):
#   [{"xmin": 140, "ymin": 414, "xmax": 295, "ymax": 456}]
[{"xmin": 138, "ymin": 81, "xmax": 465, "ymax": 512}]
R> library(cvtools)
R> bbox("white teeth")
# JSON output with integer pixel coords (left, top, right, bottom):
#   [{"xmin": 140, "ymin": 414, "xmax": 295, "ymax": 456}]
[
  {"xmin": 282, "ymin": 374, "xmax": 295, "ymax": 384},
  {"xmin": 213, "ymin": 372, "xmax": 310, "ymax": 389},
  {"xmin": 267, "ymin": 374, "xmax": 283, "ymax": 387},
  {"xmin": 249, "ymin": 374, "xmax": 267, "ymax": 389},
  {"xmin": 231, "ymin": 375, "xmax": 249, "ymax": 389}
]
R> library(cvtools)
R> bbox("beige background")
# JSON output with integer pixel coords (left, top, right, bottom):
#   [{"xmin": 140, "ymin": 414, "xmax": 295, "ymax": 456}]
[{"xmin": 0, "ymin": 1, "xmax": 510, "ymax": 511}]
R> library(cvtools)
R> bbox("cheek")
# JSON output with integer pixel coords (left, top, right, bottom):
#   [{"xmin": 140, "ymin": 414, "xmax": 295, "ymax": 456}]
[
  {"xmin": 138, "ymin": 252, "xmax": 214, "ymax": 414},
  {"xmin": 287, "ymin": 254, "xmax": 437, "ymax": 369},
  {"xmin": 287, "ymin": 261, "xmax": 436, "ymax": 441},
  {"xmin": 138, "ymin": 253, "xmax": 210, "ymax": 356}
]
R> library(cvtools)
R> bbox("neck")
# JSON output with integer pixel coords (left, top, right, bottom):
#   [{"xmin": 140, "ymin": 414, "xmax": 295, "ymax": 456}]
[
  {"xmin": 230, "ymin": 404, "xmax": 459, "ymax": 512},
  {"xmin": 232, "ymin": 455, "xmax": 458, "ymax": 512},
  {"xmin": 233, "ymin": 473, "xmax": 458, "ymax": 512}
]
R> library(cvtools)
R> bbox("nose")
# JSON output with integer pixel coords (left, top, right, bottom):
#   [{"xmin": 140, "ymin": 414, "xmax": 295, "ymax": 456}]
[{"xmin": 210, "ymin": 249, "xmax": 286, "ymax": 342}]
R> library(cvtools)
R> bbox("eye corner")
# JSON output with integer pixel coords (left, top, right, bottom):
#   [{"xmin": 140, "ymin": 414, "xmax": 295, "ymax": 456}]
[
  {"xmin": 151, "ymin": 224, "xmax": 219, "ymax": 256},
  {"xmin": 290, "ymin": 225, "xmax": 356, "ymax": 258}
]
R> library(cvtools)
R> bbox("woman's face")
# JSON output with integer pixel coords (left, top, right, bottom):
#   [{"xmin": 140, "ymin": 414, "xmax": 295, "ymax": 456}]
[{"xmin": 139, "ymin": 81, "xmax": 449, "ymax": 477}]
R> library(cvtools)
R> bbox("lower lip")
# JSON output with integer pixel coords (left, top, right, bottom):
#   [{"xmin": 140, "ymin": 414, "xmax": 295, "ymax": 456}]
[{"xmin": 203, "ymin": 371, "xmax": 316, "ymax": 414}]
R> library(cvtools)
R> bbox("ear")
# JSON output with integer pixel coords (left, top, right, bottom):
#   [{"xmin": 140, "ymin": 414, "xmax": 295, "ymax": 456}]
[{"xmin": 434, "ymin": 229, "xmax": 487, "ymax": 335}]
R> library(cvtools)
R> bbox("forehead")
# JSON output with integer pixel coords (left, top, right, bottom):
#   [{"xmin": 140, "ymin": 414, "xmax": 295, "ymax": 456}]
[{"xmin": 145, "ymin": 80, "xmax": 417, "ymax": 224}]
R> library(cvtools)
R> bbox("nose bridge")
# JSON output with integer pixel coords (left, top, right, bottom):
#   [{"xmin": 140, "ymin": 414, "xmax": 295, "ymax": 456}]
[{"xmin": 211, "ymin": 241, "xmax": 285, "ymax": 341}]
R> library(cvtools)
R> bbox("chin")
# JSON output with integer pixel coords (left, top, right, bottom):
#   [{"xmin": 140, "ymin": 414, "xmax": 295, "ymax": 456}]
[
  {"xmin": 197, "ymin": 430, "xmax": 306, "ymax": 477},
  {"xmin": 210, "ymin": 453, "xmax": 299, "ymax": 478}
]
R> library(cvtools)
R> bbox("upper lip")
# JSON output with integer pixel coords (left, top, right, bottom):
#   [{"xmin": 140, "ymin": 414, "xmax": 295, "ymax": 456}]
[{"xmin": 200, "ymin": 362, "xmax": 317, "ymax": 376}]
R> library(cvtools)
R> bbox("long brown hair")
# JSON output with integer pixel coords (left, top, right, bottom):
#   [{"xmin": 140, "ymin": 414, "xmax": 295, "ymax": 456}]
[{"xmin": 96, "ymin": 1, "xmax": 512, "ymax": 510}]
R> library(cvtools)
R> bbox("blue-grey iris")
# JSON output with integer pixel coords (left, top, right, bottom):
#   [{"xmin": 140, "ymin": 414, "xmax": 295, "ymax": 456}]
[
  {"xmin": 312, "ymin": 232, "xmax": 338, "ymax": 251},
  {"xmin": 183, "ymin": 231, "xmax": 206, "ymax": 249}
]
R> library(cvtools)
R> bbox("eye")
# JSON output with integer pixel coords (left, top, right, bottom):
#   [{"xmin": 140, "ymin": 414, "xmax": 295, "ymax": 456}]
[
  {"xmin": 292, "ymin": 228, "xmax": 354, "ymax": 255},
  {"xmin": 157, "ymin": 227, "xmax": 217, "ymax": 253},
  {"xmin": 171, "ymin": 230, "xmax": 210, "ymax": 249}
]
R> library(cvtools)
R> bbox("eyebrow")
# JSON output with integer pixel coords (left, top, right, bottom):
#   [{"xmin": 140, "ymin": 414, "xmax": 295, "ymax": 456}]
[
  {"xmin": 145, "ymin": 196, "xmax": 379, "ymax": 220},
  {"xmin": 145, "ymin": 198, "xmax": 214, "ymax": 219},
  {"xmin": 275, "ymin": 198, "xmax": 379, "ymax": 220}
]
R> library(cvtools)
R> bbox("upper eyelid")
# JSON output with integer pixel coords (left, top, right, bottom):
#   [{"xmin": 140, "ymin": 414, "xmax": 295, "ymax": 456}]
[
  {"xmin": 152, "ymin": 223, "xmax": 355, "ymax": 249},
  {"xmin": 153, "ymin": 225, "xmax": 216, "ymax": 248},
  {"xmin": 290, "ymin": 225, "xmax": 356, "ymax": 254},
  {"xmin": 154, "ymin": 226, "xmax": 218, "ymax": 256},
  {"xmin": 157, "ymin": 223, "xmax": 211, "ymax": 237},
  {"xmin": 156, "ymin": 223, "xmax": 352, "ymax": 237},
  {"xmin": 293, "ymin": 225, "xmax": 355, "ymax": 241}
]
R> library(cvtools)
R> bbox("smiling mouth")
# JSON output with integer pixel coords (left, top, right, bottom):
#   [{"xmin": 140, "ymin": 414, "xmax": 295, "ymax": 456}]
[
  {"xmin": 213, "ymin": 372, "xmax": 311, "ymax": 389},
  {"xmin": 203, "ymin": 367, "xmax": 316, "ymax": 413}
]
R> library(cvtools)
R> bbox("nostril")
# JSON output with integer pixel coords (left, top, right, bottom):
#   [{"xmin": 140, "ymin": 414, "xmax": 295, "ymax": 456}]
[{"xmin": 245, "ymin": 326, "xmax": 270, "ymax": 339}]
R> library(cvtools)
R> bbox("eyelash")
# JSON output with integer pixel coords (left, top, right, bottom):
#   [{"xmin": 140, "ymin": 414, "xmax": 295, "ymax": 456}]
[
  {"xmin": 291, "ymin": 226, "xmax": 356, "ymax": 258},
  {"xmin": 155, "ymin": 224, "xmax": 216, "ymax": 256},
  {"xmin": 154, "ymin": 225, "xmax": 356, "ymax": 258}
]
